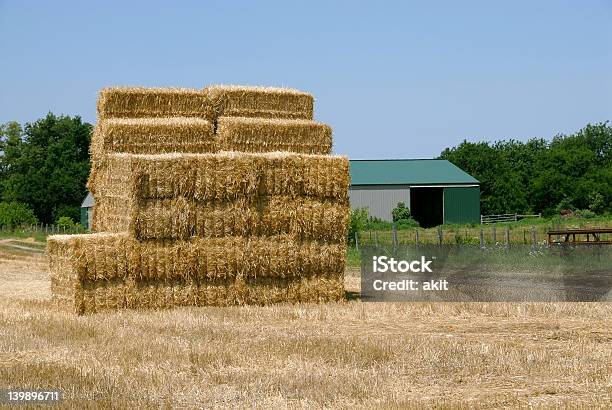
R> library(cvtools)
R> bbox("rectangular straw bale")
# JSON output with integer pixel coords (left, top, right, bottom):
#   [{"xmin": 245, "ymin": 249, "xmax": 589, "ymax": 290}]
[
  {"xmin": 97, "ymin": 87, "xmax": 213, "ymax": 120},
  {"xmin": 82, "ymin": 279, "xmax": 127, "ymax": 313},
  {"xmin": 216, "ymin": 116, "xmax": 332, "ymax": 154},
  {"xmin": 90, "ymin": 196, "xmax": 131, "ymax": 233},
  {"xmin": 89, "ymin": 152, "xmax": 349, "ymax": 202},
  {"xmin": 78, "ymin": 274, "xmax": 344, "ymax": 314},
  {"xmin": 48, "ymin": 237, "xmax": 85, "ymax": 314},
  {"xmin": 91, "ymin": 117, "xmax": 216, "ymax": 160},
  {"xmin": 127, "ymin": 196, "xmax": 349, "ymax": 242},
  {"xmin": 205, "ymin": 85, "xmax": 313, "ymax": 120},
  {"xmin": 47, "ymin": 233, "xmax": 346, "ymax": 284},
  {"xmin": 197, "ymin": 274, "xmax": 344, "ymax": 307},
  {"xmin": 50, "ymin": 232, "xmax": 345, "ymax": 314},
  {"xmin": 86, "ymin": 153, "xmax": 132, "ymax": 197}
]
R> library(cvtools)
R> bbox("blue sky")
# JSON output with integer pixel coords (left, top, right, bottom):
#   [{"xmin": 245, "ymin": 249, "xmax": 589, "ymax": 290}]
[{"xmin": 0, "ymin": 1, "xmax": 610, "ymax": 158}]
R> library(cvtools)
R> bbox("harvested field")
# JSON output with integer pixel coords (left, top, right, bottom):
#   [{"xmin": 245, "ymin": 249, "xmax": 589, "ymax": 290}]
[
  {"xmin": 91, "ymin": 117, "xmax": 216, "ymax": 159},
  {"xmin": 1, "ymin": 242, "xmax": 611, "ymax": 407},
  {"xmin": 205, "ymin": 85, "xmax": 313, "ymax": 119},
  {"xmin": 96, "ymin": 87, "xmax": 213, "ymax": 120},
  {"xmin": 216, "ymin": 116, "xmax": 332, "ymax": 154}
]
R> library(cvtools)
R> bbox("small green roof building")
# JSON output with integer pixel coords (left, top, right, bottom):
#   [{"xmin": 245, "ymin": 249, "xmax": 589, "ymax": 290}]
[
  {"xmin": 349, "ymin": 159, "xmax": 480, "ymax": 227},
  {"xmin": 80, "ymin": 192, "xmax": 94, "ymax": 230}
]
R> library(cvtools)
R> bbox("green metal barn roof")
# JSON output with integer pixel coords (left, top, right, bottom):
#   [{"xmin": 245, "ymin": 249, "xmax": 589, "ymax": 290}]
[{"xmin": 350, "ymin": 159, "xmax": 479, "ymax": 186}]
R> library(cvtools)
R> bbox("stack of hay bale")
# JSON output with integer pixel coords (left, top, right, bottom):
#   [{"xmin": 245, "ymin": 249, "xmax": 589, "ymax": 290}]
[{"xmin": 48, "ymin": 86, "xmax": 349, "ymax": 314}]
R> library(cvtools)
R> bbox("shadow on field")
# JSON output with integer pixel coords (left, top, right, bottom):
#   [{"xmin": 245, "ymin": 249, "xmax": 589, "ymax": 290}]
[{"xmin": 345, "ymin": 290, "xmax": 361, "ymax": 301}]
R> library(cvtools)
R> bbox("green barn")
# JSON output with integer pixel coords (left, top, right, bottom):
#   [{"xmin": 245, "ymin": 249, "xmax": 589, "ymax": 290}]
[{"xmin": 349, "ymin": 159, "xmax": 480, "ymax": 227}]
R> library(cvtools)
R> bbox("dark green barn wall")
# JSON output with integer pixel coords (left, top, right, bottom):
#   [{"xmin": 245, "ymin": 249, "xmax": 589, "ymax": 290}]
[
  {"xmin": 80, "ymin": 207, "xmax": 88, "ymax": 229},
  {"xmin": 443, "ymin": 186, "xmax": 480, "ymax": 224}
]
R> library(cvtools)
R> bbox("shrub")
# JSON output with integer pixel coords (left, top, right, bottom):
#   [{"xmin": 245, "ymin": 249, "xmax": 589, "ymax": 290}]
[
  {"xmin": 364, "ymin": 216, "xmax": 393, "ymax": 230},
  {"xmin": 56, "ymin": 216, "xmax": 76, "ymax": 230},
  {"xmin": 396, "ymin": 218, "xmax": 419, "ymax": 229},
  {"xmin": 392, "ymin": 202, "xmax": 411, "ymax": 222},
  {"xmin": 587, "ymin": 192, "xmax": 604, "ymax": 214},
  {"xmin": 555, "ymin": 197, "xmax": 574, "ymax": 213},
  {"xmin": 348, "ymin": 208, "xmax": 369, "ymax": 245},
  {"xmin": 574, "ymin": 209, "xmax": 596, "ymax": 219},
  {"xmin": 0, "ymin": 202, "xmax": 39, "ymax": 230},
  {"xmin": 391, "ymin": 202, "xmax": 419, "ymax": 228}
]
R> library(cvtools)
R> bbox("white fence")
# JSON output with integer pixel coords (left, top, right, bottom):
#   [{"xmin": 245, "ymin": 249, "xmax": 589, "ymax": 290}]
[{"xmin": 480, "ymin": 213, "xmax": 541, "ymax": 224}]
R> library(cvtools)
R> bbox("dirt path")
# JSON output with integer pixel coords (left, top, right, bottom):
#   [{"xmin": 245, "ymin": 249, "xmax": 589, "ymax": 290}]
[{"xmin": 0, "ymin": 239, "xmax": 49, "ymax": 299}]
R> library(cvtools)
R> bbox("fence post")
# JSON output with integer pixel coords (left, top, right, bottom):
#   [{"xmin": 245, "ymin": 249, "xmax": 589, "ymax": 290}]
[
  {"xmin": 479, "ymin": 228, "xmax": 484, "ymax": 249},
  {"xmin": 392, "ymin": 223, "xmax": 398, "ymax": 251},
  {"xmin": 505, "ymin": 226, "xmax": 510, "ymax": 249},
  {"xmin": 523, "ymin": 229, "xmax": 527, "ymax": 244},
  {"xmin": 437, "ymin": 226, "xmax": 443, "ymax": 246},
  {"xmin": 492, "ymin": 226, "xmax": 497, "ymax": 244},
  {"xmin": 531, "ymin": 226, "xmax": 536, "ymax": 245},
  {"xmin": 375, "ymin": 231, "xmax": 379, "ymax": 248},
  {"xmin": 355, "ymin": 231, "xmax": 359, "ymax": 252},
  {"xmin": 415, "ymin": 228, "xmax": 419, "ymax": 247}
]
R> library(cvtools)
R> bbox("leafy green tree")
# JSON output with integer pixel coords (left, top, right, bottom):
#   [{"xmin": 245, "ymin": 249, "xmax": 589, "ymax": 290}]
[
  {"xmin": 0, "ymin": 114, "xmax": 92, "ymax": 224},
  {"xmin": 0, "ymin": 202, "xmax": 39, "ymax": 230},
  {"xmin": 0, "ymin": 122, "xmax": 25, "ymax": 183},
  {"xmin": 439, "ymin": 122, "xmax": 612, "ymax": 216}
]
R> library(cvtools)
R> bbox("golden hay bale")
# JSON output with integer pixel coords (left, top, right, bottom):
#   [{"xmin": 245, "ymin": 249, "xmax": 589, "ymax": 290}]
[
  {"xmin": 78, "ymin": 275, "xmax": 344, "ymax": 314},
  {"xmin": 91, "ymin": 117, "xmax": 216, "ymax": 160},
  {"xmin": 47, "ymin": 233, "xmax": 346, "ymax": 282},
  {"xmin": 49, "ymin": 233, "xmax": 346, "ymax": 314},
  {"xmin": 89, "ymin": 196, "xmax": 132, "ymax": 233},
  {"xmin": 48, "ymin": 238, "xmax": 85, "ymax": 314},
  {"xmin": 88, "ymin": 152, "xmax": 350, "ymax": 202},
  {"xmin": 97, "ymin": 87, "xmax": 213, "ymax": 120},
  {"xmin": 92, "ymin": 196, "xmax": 349, "ymax": 242},
  {"xmin": 205, "ymin": 85, "xmax": 313, "ymax": 120},
  {"xmin": 216, "ymin": 116, "xmax": 332, "ymax": 154}
]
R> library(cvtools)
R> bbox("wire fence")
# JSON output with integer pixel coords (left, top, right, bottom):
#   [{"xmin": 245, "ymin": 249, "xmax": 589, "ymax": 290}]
[
  {"xmin": 354, "ymin": 221, "xmax": 612, "ymax": 250},
  {"xmin": 0, "ymin": 223, "xmax": 87, "ymax": 236}
]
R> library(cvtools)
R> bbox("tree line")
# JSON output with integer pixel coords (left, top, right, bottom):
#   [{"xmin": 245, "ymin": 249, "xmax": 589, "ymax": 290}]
[
  {"xmin": 0, "ymin": 113, "xmax": 91, "ymax": 226},
  {"xmin": 0, "ymin": 113, "xmax": 609, "ymax": 228},
  {"xmin": 439, "ymin": 122, "xmax": 611, "ymax": 216}
]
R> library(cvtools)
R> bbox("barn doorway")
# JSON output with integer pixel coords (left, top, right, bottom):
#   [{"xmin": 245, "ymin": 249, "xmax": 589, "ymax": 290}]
[{"xmin": 410, "ymin": 187, "xmax": 443, "ymax": 228}]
